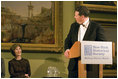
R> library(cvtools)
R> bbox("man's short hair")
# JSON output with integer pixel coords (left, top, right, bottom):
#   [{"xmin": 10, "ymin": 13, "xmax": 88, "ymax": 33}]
[
  {"xmin": 10, "ymin": 44, "xmax": 22, "ymax": 56},
  {"xmin": 75, "ymin": 6, "xmax": 90, "ymax": 17}
]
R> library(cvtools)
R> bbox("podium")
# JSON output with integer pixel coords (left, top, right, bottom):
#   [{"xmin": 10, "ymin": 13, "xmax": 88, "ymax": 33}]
[{"xmin": 69, "ymin": 41, "xmax": 115, "ymax": 78}]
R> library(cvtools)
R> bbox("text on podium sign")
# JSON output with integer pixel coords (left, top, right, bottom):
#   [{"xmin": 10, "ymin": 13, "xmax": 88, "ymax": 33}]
[{"xmin": 81, "ymin": 41, "xmax": 112, "ymax": 64}]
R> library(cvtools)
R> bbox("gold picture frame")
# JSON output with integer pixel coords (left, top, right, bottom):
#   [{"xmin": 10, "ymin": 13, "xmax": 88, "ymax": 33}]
[
  {"xmin": 1, "ymin": 1, "xmax": 63, "ymax": 52},
  {"xmin": 76, "ymin": 1, "xmax": 117, "ymax": 12}
]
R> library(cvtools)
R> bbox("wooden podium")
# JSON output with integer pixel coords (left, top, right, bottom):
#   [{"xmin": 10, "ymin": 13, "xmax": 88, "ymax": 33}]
[{"xmin": 69, "ymin": 41, "xmax": 115, "ymax": 78}]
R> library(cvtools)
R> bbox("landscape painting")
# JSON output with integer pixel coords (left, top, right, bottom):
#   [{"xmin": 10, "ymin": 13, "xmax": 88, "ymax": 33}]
[{"xmin": 1, "ymin": 1, "xmax": 55, "ymax": 44}]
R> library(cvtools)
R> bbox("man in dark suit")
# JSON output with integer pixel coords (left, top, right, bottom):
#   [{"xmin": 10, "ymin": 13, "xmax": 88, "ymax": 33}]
[{"xmin": 64, "ymin": 6, "xmax": 106, "ymax": 78}]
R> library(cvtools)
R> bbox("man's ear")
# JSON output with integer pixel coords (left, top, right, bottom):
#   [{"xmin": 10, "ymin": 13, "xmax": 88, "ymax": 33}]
[{"xmin": 81, "ymin": 15, "xmax": 85, "ymax": 18}]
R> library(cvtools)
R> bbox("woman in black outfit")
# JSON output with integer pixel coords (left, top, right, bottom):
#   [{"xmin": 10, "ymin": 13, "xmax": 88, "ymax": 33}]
[{"xmin": 8, "ymin": 44, "xmax": 31, "ymax": 78}]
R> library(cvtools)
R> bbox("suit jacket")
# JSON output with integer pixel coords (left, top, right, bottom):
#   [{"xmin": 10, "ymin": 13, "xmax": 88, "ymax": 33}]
[{"xmin": 64, "ymin": 20, "xmax": 106, "ymax": 75}]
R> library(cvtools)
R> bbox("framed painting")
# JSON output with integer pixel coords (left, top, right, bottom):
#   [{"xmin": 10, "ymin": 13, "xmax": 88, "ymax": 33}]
[
  {"xmin": 75, "ymin": 1, "xmax": 117, "ymax": 12},
  {"xmin": 1, "ymin": 1, "xmax": 63, "ymax": 52}
]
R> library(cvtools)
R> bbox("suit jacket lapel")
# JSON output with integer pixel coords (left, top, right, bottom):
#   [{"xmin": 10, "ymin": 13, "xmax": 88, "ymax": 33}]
[
  {"xmin": 83, "ymin": 21, "xmax": 92, "ymax": 40},
  {"xmin": 75, "ymin": 23, "xmax": 80, "ymax": 41}
]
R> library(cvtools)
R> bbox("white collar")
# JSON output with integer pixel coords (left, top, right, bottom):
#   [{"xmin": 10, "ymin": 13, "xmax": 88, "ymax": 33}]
[{"xmin": 83, "ymin": 18, "xmax": 89, "ymax": 28}]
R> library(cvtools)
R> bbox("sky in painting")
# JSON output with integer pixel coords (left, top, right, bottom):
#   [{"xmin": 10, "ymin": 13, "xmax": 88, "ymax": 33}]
[{"xmin": 1, "ymin": 1, "xmax": 51, "ymax": 17}]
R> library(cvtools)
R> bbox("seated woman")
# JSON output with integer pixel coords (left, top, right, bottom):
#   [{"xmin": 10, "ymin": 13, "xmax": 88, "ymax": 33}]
[{"xmin": 8, "ymin": 44, "xmax": 31, "ymax": 78}]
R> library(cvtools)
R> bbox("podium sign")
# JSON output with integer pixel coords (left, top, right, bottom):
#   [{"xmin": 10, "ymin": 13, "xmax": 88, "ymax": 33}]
[{"xmin": 81, "ymin": 41, "xmax": 112, "ymax": 64}]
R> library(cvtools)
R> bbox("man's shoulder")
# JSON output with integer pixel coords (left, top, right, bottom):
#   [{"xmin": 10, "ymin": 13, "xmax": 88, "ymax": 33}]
[
  {"xmin": 90, "ymin": 20, "xmax": 100, "ymax": 26},
  {"xmin": 90, "ymin": 20, "xmax": 101, "ymax": 28},
  {"xmin": 71, "ymin": 22, "xmax": 79, "ymax": 26},
  {"xmin": 71, "ymin": 22, "xmax": 79, "ymax": 29}
]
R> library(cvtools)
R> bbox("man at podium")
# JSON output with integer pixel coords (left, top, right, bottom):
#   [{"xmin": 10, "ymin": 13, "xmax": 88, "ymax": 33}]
[{"xmin": 64, "ymin": 6, "xmax": 106, "ymax": 78}]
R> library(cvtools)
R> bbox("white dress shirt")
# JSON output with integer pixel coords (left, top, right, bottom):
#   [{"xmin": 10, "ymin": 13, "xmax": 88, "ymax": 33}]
[{"xmin": 78, "ymin": 18, "xmax": 90, "ymax": 41}]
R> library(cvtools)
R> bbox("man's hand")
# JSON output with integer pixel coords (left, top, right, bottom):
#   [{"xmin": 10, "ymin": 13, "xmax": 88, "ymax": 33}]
[{"xmin": 64, "ymin": 49, "xmax": 70, "ymax": 58}]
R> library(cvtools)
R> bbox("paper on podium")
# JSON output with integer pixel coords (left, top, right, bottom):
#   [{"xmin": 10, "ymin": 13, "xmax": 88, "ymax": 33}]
[{"xmin": 81, "ymin": 41, "xmax": 113, "ymax": 64}]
